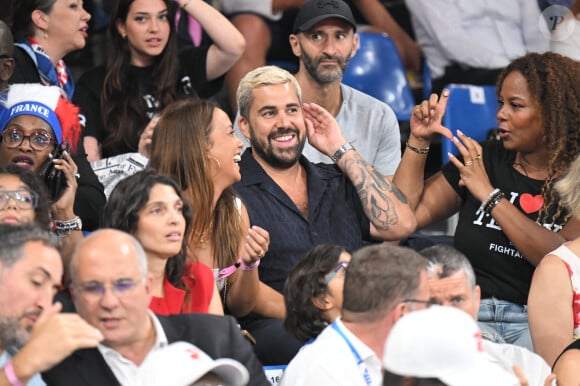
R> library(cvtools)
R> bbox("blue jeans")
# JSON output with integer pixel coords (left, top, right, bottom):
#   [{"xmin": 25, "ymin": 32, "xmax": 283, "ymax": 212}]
[{"xmin": 477, "ymin": 297, "xmax": 534, "ymax": 351}]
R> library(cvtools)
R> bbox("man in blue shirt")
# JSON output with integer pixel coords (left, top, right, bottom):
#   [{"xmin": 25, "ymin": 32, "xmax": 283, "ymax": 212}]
[{"xmin": 233, "ymin": 65, "xmax": 416, "ymax": 365}]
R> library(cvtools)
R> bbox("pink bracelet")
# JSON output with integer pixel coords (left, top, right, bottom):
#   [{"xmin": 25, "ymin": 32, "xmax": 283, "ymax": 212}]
[
  {"xmin": 218, "ymin": 260, "xmax": 241, "ymax": 280},
  {"xmin": 4, "ymin": 360, "xmax": 24, "ymax": 386},
  {"xmin": 240, "ymin": 258, "xmax": 261, "ymax": 271}
]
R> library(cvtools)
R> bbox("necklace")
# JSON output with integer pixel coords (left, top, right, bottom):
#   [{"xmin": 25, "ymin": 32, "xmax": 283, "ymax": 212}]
[
  {"xmin": 513, "ymin": 154, "xmax": 548, "ymax": 177},
  {"xmin": 194, "ymin": 219, "xmax": 214, "ymax": 248}
]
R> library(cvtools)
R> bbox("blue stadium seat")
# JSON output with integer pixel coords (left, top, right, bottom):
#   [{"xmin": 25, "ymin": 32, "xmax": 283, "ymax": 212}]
[
  {"xmin": 264, "ymin": 365, "xmax": 287, "ymax": 385},
  {"xmin": 422, "ymin": 57, "xmax": 432, "ymax": 100},
  {"xmin": 342, "ymin": 32, "xmax": 415, "ymax": 121},
  {"xmin": 441, "ymin": 84, "xmax": 498, "ymax": 164}
]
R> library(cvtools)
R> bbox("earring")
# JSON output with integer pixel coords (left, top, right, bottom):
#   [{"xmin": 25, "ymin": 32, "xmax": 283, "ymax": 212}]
[{"xmin": 209, "ymin": 157, "xmax": 221, "ymax": 170}]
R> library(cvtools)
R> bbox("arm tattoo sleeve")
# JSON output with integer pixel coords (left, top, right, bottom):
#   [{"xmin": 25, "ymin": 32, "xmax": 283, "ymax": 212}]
[{"xmin": 342, "ymin": 154, "xmax": 408, "ymax": 231}]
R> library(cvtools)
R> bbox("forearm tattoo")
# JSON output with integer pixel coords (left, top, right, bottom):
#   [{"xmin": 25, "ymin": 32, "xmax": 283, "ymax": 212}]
[{"xmin": 342, "ymin": 154, "xmax": 408, "ymax": 230}]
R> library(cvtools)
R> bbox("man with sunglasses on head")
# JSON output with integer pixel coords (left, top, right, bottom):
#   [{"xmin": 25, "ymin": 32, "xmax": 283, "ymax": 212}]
[
  {"xmin": 42, "ymin": 229, "xmax": 270, "ymax": 386},
  {"xmin": 0, "ymin": 224, "xmax": 103, "ymax": 386},
  {"xmin": 281, "ymin": 244, "xmax": 429, "ymax": 386},
  {"xmin": 420, "ymin": 244, "xmax": 552, "ymax": 386}
]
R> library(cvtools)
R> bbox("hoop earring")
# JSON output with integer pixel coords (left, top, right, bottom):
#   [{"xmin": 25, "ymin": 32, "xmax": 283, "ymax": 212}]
[{"xmin": 209, "ymin": 157, "xmax": 221, "ymax": 170}]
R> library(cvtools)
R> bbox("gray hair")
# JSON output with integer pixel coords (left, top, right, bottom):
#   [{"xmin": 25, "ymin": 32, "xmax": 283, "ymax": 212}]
[
  {"xmin": 420, "ymin": 244, "xmax": 476, "ymax": 291},
  {"xmin": 0, "ymin": 224, "xmax": 59, "ymax": 269},
  {"xmin": 343, "ymin": 245, "xmax": 426, "ymax": 323},
  {"xmin": 69, "ymin": 230, "xmax": 148, "ymax": 284},
  {"xmin": 236, "ymin": 65, "xmax": 303, "ymax": 120}
]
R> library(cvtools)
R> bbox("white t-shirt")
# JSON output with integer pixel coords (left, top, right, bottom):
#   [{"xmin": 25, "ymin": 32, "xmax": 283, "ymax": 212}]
[{"xmin": 280, "ymin": 319, "xmax": 382, "ymax": 386}]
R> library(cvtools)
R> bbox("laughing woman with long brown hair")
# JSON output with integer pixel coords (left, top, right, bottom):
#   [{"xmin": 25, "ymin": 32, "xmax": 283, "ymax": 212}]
[{"xmin": 150, "ymin": 98, "xmax": 269, "ymax": 317}]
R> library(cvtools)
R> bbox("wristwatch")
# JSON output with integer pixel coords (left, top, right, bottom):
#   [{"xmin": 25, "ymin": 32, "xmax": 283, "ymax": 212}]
[
  {"xmin": 54, "ymin": 216, "xmax": 83, "ymax": 237},
  {"xmin": 330, "ymin": 142, "xmax": 354, "ymax": 163}
]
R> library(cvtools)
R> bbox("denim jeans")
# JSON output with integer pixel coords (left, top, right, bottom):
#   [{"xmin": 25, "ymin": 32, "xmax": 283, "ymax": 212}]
[{"xmin": 477, "ymin": 297, "xmax": 533, "ymax": 351}]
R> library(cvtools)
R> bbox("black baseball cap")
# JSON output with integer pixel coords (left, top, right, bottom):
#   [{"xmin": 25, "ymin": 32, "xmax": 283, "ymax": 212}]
[{"xmin": 293, "ymin": 0, "xmax": 357, "ymax": 34}]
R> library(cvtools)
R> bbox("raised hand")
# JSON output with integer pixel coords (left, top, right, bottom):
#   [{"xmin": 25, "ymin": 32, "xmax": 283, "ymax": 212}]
[
  {"xmin": 11, "ymin": 302, "xmax": 103, "ymax": 382},
  {"xmin": 410, "ymin": 89, "xmax": 453, "ymax": 142},
  {"xmin": 138, "ymin": 116, "xmax": 160, "ymax": 158},
  {"xmin": 447, "ymin": 130, "xmax": 494, "ymax": 202},
  {"xmin": 303, "ymin": 102, "xmax": 347, "ymax": 157},
  {"xmin": 51, "ymin": 150, "xmax": 79, "ymax": 219}
]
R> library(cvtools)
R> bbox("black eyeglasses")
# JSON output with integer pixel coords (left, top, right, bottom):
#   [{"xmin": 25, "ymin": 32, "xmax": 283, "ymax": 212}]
[
  {"xmin": 0, "ymin": 189, "xmax": 38, "ymax": 210},
  {"xmin": 1, "ymin": 127, "xmax": 55, "ymax": 151},
  {"xmin": 402, "ymin": 298, "xmax": 439, "ymax": 308},
  {"xmin": 324, "ymin": 261, "xmax": 349, "ymax": 284},
  {"xmin": 75, "ymin": 278, "xmax": 144, "ymax": 298}
]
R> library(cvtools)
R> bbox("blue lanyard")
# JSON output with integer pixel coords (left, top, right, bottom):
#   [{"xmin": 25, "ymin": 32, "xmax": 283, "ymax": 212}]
[{"xmin": 331, "ymin": 320, "xmax": 372, "ymax": 386}]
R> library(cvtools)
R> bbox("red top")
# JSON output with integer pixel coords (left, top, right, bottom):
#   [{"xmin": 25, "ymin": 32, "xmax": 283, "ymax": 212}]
[{"xmin": 149, "ymin": 261, "xmax": 214, "ymax": 315}]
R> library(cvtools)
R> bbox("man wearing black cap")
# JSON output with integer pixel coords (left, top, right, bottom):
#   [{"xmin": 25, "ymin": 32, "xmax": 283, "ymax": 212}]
[
  {"xmin": 290, "ymin": 0, "xmax": 401, "ymax": 177},
  {"xmin": 233, "ymin": 0, "xmax": 403, "ymax": 175}
]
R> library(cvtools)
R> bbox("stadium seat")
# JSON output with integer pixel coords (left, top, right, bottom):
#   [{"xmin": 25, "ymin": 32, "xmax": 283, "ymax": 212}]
[
  {"xmin": 264, "ymin": 365, "xmax": 287, "ymax": 385},
  {"xmin": 441, "ymin": 84, "xmax": 498, "ymax": 164},
  {"xmin": 343, "ymin": 32, "xmax": 415, "ymax": 121}
]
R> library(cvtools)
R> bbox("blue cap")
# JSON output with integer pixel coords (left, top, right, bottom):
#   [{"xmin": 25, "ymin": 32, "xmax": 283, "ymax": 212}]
[{"xmin": 0, "ymin": 101, "xmax": 63, "ymax": 144}]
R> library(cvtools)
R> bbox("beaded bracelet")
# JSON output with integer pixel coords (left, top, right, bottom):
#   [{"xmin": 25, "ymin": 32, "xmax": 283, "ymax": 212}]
[
  {"xmin": 4, "ymin": 360, "xmax": 24, "ymax": 386},
  {"xmin": 484, "ymin": 191, "xmax": 505, "ymax": 214},
  {"xmin": 406, "ymin": 141, "xmax": 430, "ymax": 155},
  {"xmin": 477, "ymin": 188, "xmax": 504, "ymax": 215},
  {"xmin": 240, "ymin": 258, "xmax": 261, "ymax": 271}
]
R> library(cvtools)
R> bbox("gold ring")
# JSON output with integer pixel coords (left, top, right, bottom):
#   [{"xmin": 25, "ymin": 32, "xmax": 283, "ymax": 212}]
[
  {"xmin": 473, "ymin": 154, "xmax": 482, "ymax": 160},
  {"xmin": 257, "ymin": 249, "xmax": 265, "ymax": 258},
  {"xmin": 465, "ymin": 160, "xmax": 473, "ymax": 167}
]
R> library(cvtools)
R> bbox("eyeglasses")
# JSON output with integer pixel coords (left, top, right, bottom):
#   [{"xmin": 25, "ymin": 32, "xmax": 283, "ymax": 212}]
[
  {"xmin": 1, "ymin": 127, "xmax": 55, "ymax": 151},
  {"xmin": 402, "ymin": 298, "xmax": 439, "ymax": 309},
  {"xmin": 324, "ymin": 261, "xmax": 349, "ymax": 284},
  {"xmin": 75, "ymin": 278, "xmax": 144, "ymax": 297},
  {"xmin": 0, "ymin": 189, "xmax": 38, "ymax": 210}
]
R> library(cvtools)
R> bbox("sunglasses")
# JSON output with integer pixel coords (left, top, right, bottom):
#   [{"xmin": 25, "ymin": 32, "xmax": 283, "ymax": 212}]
[
  {"xmin": 324, "ymin": 261, "xmax": 349, "ymax": 284},
  {"xmin": 75, "ymin": 278, "xmax": 144, "ymax": 297}
]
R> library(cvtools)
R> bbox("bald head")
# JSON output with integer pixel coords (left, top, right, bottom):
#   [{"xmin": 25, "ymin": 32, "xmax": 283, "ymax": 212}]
[
  {"xmin": 70, "ymin": 229, "xmax": 148, "ymax": 285},
  {"xmin": 0, "ymin": 20, "xmax": 13, "ymax": 58},
  {"xmin": 0, "ymin": 20, "xmax": 14, "ymax": 91}
]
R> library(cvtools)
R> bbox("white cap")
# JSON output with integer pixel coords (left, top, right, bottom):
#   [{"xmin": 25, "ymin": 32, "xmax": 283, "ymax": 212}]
[
  {"xmin": 139, "ymin": 341, "xmax": 250, "ymax": 386},
  {"xmin": 383, "ymin": 306, "xmax": 519, "ymax": 386}
]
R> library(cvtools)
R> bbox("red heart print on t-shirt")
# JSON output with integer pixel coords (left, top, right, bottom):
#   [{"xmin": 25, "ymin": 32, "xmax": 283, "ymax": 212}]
[{"xmin": 519, "ymin": 193, "xmax": 544, "ymax": 214}]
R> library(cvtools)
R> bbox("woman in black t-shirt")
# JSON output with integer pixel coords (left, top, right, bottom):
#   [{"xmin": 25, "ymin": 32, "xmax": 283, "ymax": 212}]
[
  {"xmin": 393, "ymin": 52, "xmax": 580, "ymax": 349},
  {"xmin": 76, "ymin": 0, "xmax": 245, "ymax": 160}
]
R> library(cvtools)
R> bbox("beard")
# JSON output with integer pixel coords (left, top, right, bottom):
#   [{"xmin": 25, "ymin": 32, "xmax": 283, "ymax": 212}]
[
  {"xmin": 249, "ymin": 126, "xmax": 306, "ymax": 169},
  {"xmin": 301, "ymin": 47, "xmax": 352, "ymax": 84},
  {"xmin": 0, "ymin": 313, "xmax": 34, "ymax": 349}
]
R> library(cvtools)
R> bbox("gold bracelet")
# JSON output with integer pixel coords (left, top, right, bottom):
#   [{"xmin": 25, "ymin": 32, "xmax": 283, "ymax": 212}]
[
  {"xmin": 406, "ymin": 141, "xmax": 430, "ymax": 155},
  {"xmin": 180, "ymin": 0, "xmax": 191, "ymax": 9}
]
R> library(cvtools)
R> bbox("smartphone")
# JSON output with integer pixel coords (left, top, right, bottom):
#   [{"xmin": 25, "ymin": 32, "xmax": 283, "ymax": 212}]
[{"xmin": 38, "ymin": 141, "xmax": 70, "ymax": 202}]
